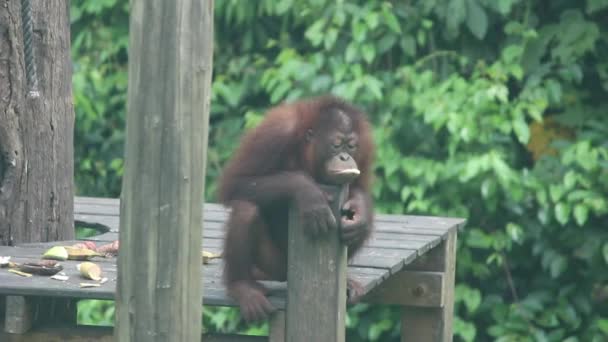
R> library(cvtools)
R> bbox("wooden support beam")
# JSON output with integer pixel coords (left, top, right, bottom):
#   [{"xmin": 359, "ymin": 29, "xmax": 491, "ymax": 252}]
[
  {"xmin": 1, "ymin": 325, "xmax": 265, "ymax": 342},
  {"xmin": 3, "ymin": 296, "xmax": 77, "ymax": 336},
  {"xmin": 4, "ymin": 296, "xmax": 32, "ymax": 334},
  {"xmin": 366, "ymin": 271, "xmax": 444, "ymax": 307},
  {"xmin": 286, "ymin": 185, "xmax": 348, "ymax": 342},
  {"xmin": 114, "ymin": 0, "xmax": 214, "ymax": 341},
  {"xmin": 269, "ymin": 310, "xmax": 285, "ymax": 342},
  {"xmin": 401, "ymin": 230, "xmax": 457, "ymax": 342}
]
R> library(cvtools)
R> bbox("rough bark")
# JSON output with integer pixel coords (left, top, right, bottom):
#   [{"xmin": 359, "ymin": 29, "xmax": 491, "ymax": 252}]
[{"xmin": 0, "ymin": 0, "xmax": 74, "ymax": 245}]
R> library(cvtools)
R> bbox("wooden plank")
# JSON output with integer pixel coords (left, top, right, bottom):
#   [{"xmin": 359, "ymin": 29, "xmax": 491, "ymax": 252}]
[
  {"xmin": 286, "ymin": 185, "xmax": 347, "ymax": 342},
  {"xmin": 74, "ymin": 197, "xmax": 465, "ymax": 230},
  {"xmin": 366, "ymin": 271, "xmax": 444, "ymax": 307},
  {"xmin": 0, "ymin": 325, "xmax": 266, "ymax": 342},
  {"xmin": 4, "ymin": 296, "xmax": 32, "ymax": 334},
  {"xmin": 401, "ymin": 229, "xmax": 457, "ymax": 342},
  {"xmin": 0, "ymin": 325, "xmax": 113, "ymax": 342}
]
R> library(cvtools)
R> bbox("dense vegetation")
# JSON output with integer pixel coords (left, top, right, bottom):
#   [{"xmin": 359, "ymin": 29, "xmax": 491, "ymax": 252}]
[{"xmin": 71, "ymin": 0, "xmax": 608, "ymax": 340}]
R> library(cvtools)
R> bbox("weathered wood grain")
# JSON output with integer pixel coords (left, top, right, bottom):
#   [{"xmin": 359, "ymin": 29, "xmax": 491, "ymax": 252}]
[
  {"xmin": 286, "ymin": 185, "xmax": 348, "ymax": 342},
  {"xmin": 0, "ymin": 0, "xmax": 75, "ymax": 246},
  {"xmin": 0, "ymin": 326, "xmax": 266, "ymax": 342},
  {"xmin": 3, "ymin": 192, "xmax": 464, "ymax": 342},
  {"xmin": 113, "ymin": 0, "xmax": 214, "ymax": 341},
  {"xmin": 366, "ymin": 271, "xmax": 445, "ymax": 307},
  {"xmin": 4, "ymin": 296, "xmax": 32, "ymax": 334},
  {"xmin": 401, "ymin": 229, "xmax": 458, "ymax": 342}
]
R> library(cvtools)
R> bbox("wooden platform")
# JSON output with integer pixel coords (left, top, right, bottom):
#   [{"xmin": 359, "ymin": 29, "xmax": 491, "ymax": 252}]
[{"xmin": 0, "ymin": 197, "xmax": 465, "ymax": 341}]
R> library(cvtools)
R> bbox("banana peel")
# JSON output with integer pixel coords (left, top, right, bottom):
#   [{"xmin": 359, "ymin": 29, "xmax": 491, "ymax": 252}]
[
  {"xmin": 42, "ymin": 246, "xmax": 101, "ymax": 261},
  {"xmin": 42, "ymin": 246, "xmax": 69, "ymax": 261},
  {"xmin": 64, "ymin": 246, "xmax": 102, "ymax": 260}
]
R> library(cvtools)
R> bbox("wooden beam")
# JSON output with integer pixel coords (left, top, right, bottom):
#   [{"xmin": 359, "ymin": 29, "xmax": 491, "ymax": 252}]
[
  {"xmin": 0, "ymin": 325, "xmax": 265, "ymax": 342},
  {"xmin": 401, "ymin": 229, "xmax": 457, "ymax": 342},
  {"xmin": 286, "ymin": 185, "xmax": 348, "ymax": 342},
  {"xmin": 366, "ymin": 271, "xmax": 444, "ymax": 307},
  {"xmin": 4, "ymin": 296, "xmax": 32, "ymax": 334},
  {"xmin": 269, "ymin": 310, "xmax": 285, "ymax": 342},
  {"xmin": 114, "ymin": 0, "xmax": 214, "ymax": 341}
]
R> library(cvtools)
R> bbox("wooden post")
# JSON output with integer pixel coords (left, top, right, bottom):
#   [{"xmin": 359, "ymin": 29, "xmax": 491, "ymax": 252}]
[
  {"xmin": 0, "ymin": 0, "xmax": 75, "ymax": 245},
  {"xmin": 401, "ymin": 229, "xmax": 457, "ymax": 342},
  {"xmin": 268, "ymin": 310, "xmax": 285, "ymax": 342},
  {"xmin": 114, "ymin": 0, "xmax": 214, "ymax": 341},
  {"xmin": 286, "ymin": 184, "xmax": 348, "ymax": 342}
]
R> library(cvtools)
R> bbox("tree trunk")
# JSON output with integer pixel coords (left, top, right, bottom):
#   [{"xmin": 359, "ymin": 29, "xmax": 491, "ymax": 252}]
[{"xmin": 0, "ymin": 0, "xmax": 74, "ymax": 245}]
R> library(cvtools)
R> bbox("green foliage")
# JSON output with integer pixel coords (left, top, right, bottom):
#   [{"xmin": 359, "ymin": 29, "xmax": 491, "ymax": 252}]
[
  {"xmin": 71, "ymin": 0, "xmax": 608, "ymax": 340},
  {"xmin": 78, "ymin": 300, "xmax": 115, "ymax": 326}
]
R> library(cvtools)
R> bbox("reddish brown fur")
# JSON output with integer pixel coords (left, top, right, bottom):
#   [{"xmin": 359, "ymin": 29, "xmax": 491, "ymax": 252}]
[{"xmin": 218, "ymin": 95, "xmax": 375, "ymax": 322}]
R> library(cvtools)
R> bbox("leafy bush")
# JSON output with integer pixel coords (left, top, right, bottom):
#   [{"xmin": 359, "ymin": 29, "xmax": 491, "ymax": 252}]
[{"xmin": 71, "ymin": 0, "xmax": 608, "ymax": 340}]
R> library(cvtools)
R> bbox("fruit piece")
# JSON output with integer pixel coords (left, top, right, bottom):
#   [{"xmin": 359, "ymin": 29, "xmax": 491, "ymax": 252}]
[
  {"xmin": 201, "ymin": 250, "xmax": 221, "ymax": 264},
  {"xmin": 42, "ymin": 246, "xmax": 69, "ymax": 261},
  {"xmin": 97, "ymin": 240, "xmax": 119, "ymax": 256},
  {"xmin": 8, "ymin": 269, "xmax": 32, "ymax": 277},
  {"xmin": 77, "ymin": 262, "xmax": 102, "ymax": 281},
  {"xmin": 71, "ymin": 241, "xmax": 97, "ymax": 251},
  {"xmin": 64, "ymin": 246, "xmax": 101, "ymax": 260},
  {"xmin": 18, "ymin": 261, "xmax": 63, "ymax": 276}
]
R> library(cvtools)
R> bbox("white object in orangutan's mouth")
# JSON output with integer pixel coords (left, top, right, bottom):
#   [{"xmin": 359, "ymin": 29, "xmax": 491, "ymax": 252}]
[{"xmin": 335, "ymin": 168, "xmax": 360, "ymax": 175}]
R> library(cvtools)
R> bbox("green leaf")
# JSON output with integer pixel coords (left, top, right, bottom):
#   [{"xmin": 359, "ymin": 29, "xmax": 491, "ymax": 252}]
[
  {"xmin": 400, "ymin": 187, "xmax": 412, "ymax": 201},
  {"xmin": 464, "ymin": 289, "xmax": 481, "ymax": 313},
  {"xmin": 467, "ymin": 229, "xmax": 493, "ymax": 249},
  {"xmin": 352, "ymin": 20, "xmax": 367, "ymax": 42},
  {"xmin": 323, "ymin": 28, "xmax": 338, "ymax": 49},
  {"xmin": 381, "ymin": 10, "xmax": 401, "ymax": 33},
  {"xmin": 377, "ymin": 34, "xmax": 397, "ymax": 54},
  {"xmin": 365, "ymin": 12, "xmax": 379, "ymax": 29},
  {"xmin": 401, "ymin": 36, "xmax": 417, "ymax": 56},
  {"xmin": 573, "ymin": 204, "xmax": 589, "ymax": 226},
  {"xmin": 454, "ymin": 317, "xmax": 477, "ymax": 342},
  {"xmin": 550, "ymin": 256, "xmax": 567, "ymax": 278},
  {"xmin": 506, "ymin": 223, "xmax": 523, "ymax": 243},
  {"xmin": 447, "ymin": 0, "xmax": 466, "ymax": 34},
  {"xmin": 304, "ymin": 19, "xmax": 325, "ymax": 46},
  {"xmin": 555, "ymin": 202, "xmax": 571, "ymax": 225},
  {"xmin": 602, "ymin": 243, "xmax": 608, "ymax": 265},
  {"xmin": 512, "ymin": 117, "xmax": 530, "ymax": 144},
  {"xmin": 465, "ymin": 0, "xmax": 488, "ymax": 39},
  {"xmin": 496, "ymin": 0, "xmax": 514, "ymax": 15},
  {"xmin": 345, "ymin": 43, "xmax": 358, "ymax": 63},
  {"xmin": 563, "ymin": 171, "xmax": 577, "ymax": 189},
  {"xmin": 545, "ymin": 79, "xmax": 562, "ymax": 104},
  {"xmin": 598, "ymin": 319, "xmax": 608, "ymax": 334},
  {"xmin": 549, "ymin": 184, "xmax": 565, "ymax": 202},
  {"xmin": 364, "ymin": 76, "xmax": 383, "ymax": 99},
  {"xmin": 586, "ymin": 0, "xmax": 608, "ymax": 14},
  {"xmin": 361, "ymin": 44, "xmax": 376, "ymax": 64}
]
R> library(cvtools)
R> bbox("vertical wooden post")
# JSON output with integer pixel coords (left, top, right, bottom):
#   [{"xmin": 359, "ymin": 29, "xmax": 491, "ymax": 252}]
[
  {"xmin": 4, "ymin": 296, "xmax": 32, "ymax": 334},
  {"xmin": 115, "ymin": 0, "xmax": 214, "ymax": 341},
  {"xmin": 401, "ymin": 229, "xmax": 457, "ymax": 342},
  {"xmin": 286, "ymin": 184, "xmax": 348, "ymax": 342},
  {"xmin": 268, "ymin": 310, "xmax": 285, "ymax": 342}
]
